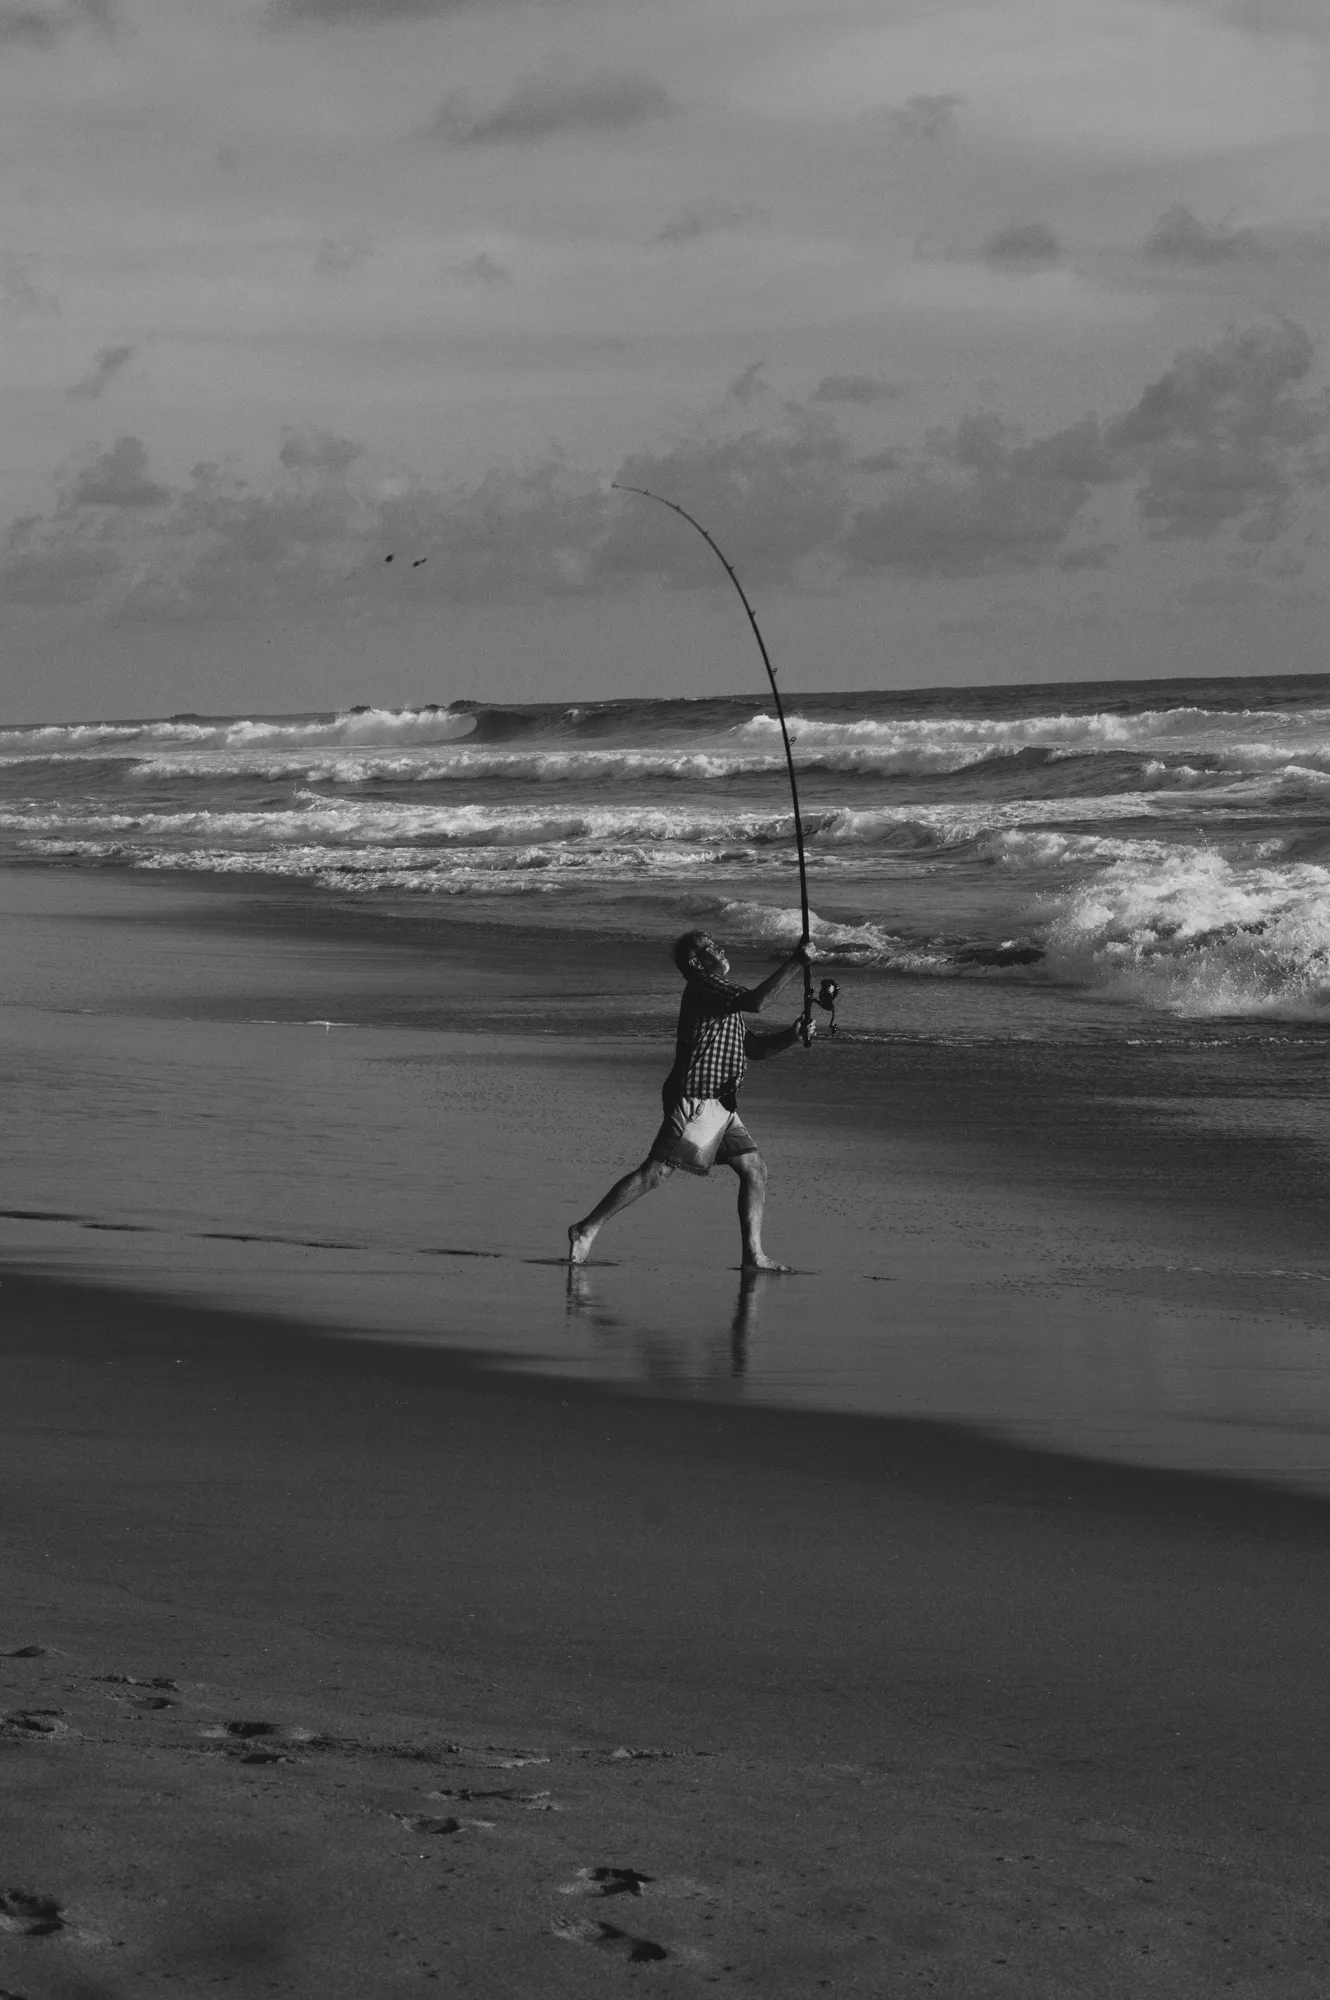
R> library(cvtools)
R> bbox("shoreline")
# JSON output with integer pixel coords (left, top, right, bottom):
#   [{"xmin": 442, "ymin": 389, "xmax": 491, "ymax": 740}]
[{"xmin": 5, "ymin": 1265, "xmax": 1330, "ymax": 1994}]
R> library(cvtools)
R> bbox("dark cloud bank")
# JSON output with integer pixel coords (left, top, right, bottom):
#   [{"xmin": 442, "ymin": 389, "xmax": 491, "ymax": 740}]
[
  {"xmin": 5, "ymin": 322, "xmax": 1326, "ymax": 619},
  {"xmin": 812, "ymin": 375, "xmax": 904, "ymax": 406},
  {"xmin": 1144, "ymin": 205, "xmax": 1265, "ymax": 264},
  {"xmin": 983, "ymin": 223, "xmax": 1062, "ymax": 271},
  {"xmin": 884, "ymin": 94, "xmax": 964, "ymax": 140},
  {"xmin": 0, "ymin": 0, "xmax": 111, "ymax": 46},
  {"xmin": 269, "ymin": 0, "xmax": 483, "ymax": 23},
  {"xmin": 656, "ymin": 205, "xmax": 755, "ymax": 249},
  {"xmin": 67, "ymin": 345, "xmax": 134, "ymax": 401},
  {"xmin": 438, "ymin": 73, "xmax": 675, "ymax": 146}
]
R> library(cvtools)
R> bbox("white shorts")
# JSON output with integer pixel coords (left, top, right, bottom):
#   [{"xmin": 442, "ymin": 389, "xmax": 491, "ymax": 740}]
[{"xmin": 649, "ymin": 1096, "xmax": 758, "ymax": 1177}]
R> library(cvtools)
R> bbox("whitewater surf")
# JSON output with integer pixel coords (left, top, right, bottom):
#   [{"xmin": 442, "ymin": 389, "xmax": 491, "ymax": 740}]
[{"xmin": 6, "ymin": 669, "xmax": 1330, "ymax": 1021}]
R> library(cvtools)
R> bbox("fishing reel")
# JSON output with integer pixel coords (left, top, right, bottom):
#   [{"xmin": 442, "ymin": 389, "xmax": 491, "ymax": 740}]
[
  {"xmin": 799, "ymin": 976, "xmax": 839, "ymax": 1042},
  {"xmin": 815, "ymin": 977, "xmax": 839, "ymax": 1034}
]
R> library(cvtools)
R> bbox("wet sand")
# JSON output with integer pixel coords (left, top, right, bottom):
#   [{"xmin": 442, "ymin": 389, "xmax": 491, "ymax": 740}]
[
  {"xmin": 7, "ymin": 862, "xmax": 1330, "ymax": 1491},
  {"xmin": 4, "ymin": 1268, "xmax": 1330, "ymax": 1996}
]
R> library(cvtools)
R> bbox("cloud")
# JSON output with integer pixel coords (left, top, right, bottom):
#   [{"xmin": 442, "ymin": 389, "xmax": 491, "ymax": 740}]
[
  {"xmin": 1106, "ymin": 319, "xmax": 1327, "ymax": 538},
  {"xmin": 0, "ymin": 440, "xmax": 167, "ymax": 606},
  {"xmin": 598, "ymin": 416, "xmax": 854, "ymax": 591},
  {"xmin": 70, "ymin": 438, "xmax": 170, "ymax": 508},
  {"xmin": 424, "ymin": 327, "xmax": 1324, "ymax": 588},
  {"xmin": 121, "ymin": 457, "xmax": 370, "ymax": 620},
  {"xmin": 445, "ymin": 252, "xmax": 512, "ymax": 289},
  {"xmin": 845, "ymin": 323, "xmax": 1327, "ymax": 573},
  {"xmin": 812, "ymin": 375, "xmax": 904, "ymax": 406},
  {"xmin": 67, "ymin": 345, "xmax": 134, "ymax": 401},
  {"xmin": 277, "ymin": 430, "xmax": 365, "ymax": 478},
  {"xmin": 1057, "ymin": 542, "xmax": 1117, "ymax": 571},
  {"xmin": 844, "ymin": 412, "xmax": 1109, "ymax": 578},
  {"xmin": 0, "ymin": 253, "xmax": 58, "ymax": 318},
  {"xmin": 371, "ymin": 461, "xmax": 614, "ymax": 603},
  {"xmin": 1143, "ymin": 205, "xmax": 1264, "ymax": 263},
  {"xmin": 982, "ymin": 223, "xmax": 1062, "ymax": 272},
  {"xmin": 724, "ymin": 362, "xmax": 769, "ymax": 408},
  {"xmin": 0, "ymin": 0, "xmax": 111, "ymax": 44},
  {"xmin": 656, "ymin": 205, "xmax": 754, "ymax": 248},
  {"xmin": 5, "ymin": 323, "xmax": 1326, "ymax": 618},
  {"xmin": 1176, "ymin": 572, "xmax": 1268, "ymax": 608},
  {"xmin": 1204, "ymin": 0, "xmax": 1330, "ymax": 35},
  {"xmin": 884, "ymin": 94, "xmax": 964, "ymax": 140},
  {"xmin": 441, "ymin": 73, "xmax": 676, "ymax": 145},
  {"xmin": 314, "ymin": 235, "xmax": 375, "ymax": 277},
  {"xmin": 269, "ymin": 0, "xmax": 474, "ymax": 23},
  {"xmin": 0, "ymin": 512, "xmax": 121, "ymax": 604}
]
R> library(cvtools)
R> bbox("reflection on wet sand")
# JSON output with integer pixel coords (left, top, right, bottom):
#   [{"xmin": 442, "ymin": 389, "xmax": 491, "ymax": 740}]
[
  {"xmin": 730, "ymin": 1270, "xmax": 767, "ymax": 1376},
  {"xmin": 565, "ymin": 1264, "xmax": 770, "ymax": 1390},
  {"xmin": 565, "ymin": 1264, "xmax": 612, "ymax": 1330},
  {"xmin": 564, "ymin": 1264, "xmax": 694, "ymax": 1387}
]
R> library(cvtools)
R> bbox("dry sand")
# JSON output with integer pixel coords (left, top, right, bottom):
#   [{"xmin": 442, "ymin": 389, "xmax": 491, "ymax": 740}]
[{"xmin": 4, "ymin": 1268, "xmax": 1330, "ymax": 1998}]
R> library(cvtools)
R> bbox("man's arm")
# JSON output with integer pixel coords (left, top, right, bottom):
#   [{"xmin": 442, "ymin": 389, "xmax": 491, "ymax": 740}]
[
  {"xmin": 735, "ymin": 941, "xmax": 813, "ymax": 1013},
  {"xmin": 744, "ymin": 1016, "xmax": 815, "ymax": 1059}
]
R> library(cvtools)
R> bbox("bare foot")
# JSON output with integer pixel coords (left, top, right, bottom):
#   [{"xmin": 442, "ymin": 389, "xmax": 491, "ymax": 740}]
[
  {"xmin": 741, "ymin": 1255, "xmax": 792, "ymax": 1273},
  {"xmin": 568, "ymin": 1224, "xmax": 594, "ymax": 1266}
]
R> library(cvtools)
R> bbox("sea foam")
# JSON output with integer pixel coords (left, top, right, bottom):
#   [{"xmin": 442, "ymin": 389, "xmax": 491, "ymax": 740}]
[{"xmin": 1043, "ymin": 849, "xmax": 1330, "ymax": 1016}]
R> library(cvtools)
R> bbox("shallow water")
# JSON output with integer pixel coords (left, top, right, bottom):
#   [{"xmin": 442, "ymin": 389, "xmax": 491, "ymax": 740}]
[{"xmin": 5, "ymin": 863, "xmax": 1330, "ymax": 1498}]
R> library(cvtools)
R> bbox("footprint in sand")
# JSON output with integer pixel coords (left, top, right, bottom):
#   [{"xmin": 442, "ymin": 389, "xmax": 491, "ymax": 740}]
[
  {"xmin": 559, "ymin": 1866, "xmax": 655, "ymax": 1898},
  {"xmin": 198, "ymin": 1723, "xmax": 292, "ymax": 1764},
  {"xmin": 0, "ymin": 1711, "xmax": 67, "ymax": 1740},
  {"xmin": 551, "ymin": 1916, "xmax": 668, "ymax": 1962},
  {"xmin": 99, "ymin": 1685, "xmax": 176, "ymax": 1712},
  {"xmin": 0, "ymin": 1890, "xmax": 63, "ymax": 1937},
  {"xmin": 430, "ymin": 1786, "xmax": 560, "ymax": 1812}
]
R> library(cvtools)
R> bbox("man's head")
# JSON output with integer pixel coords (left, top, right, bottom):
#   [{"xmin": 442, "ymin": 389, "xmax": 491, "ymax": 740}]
[{"xmin": 673, "ymin": 930, "xmax": 729, "ymax": 979}]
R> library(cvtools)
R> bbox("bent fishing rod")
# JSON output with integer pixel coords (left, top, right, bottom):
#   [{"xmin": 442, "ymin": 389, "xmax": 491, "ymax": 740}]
[{"xmin": 612, "ymin": 482, "xmax": 838, "ymax": 1042}]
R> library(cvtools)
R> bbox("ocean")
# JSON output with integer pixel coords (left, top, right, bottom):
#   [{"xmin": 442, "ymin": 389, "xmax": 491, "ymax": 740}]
[
  {"xmin": 6, "ymin": 669, "xmax": 1330, "ymax": 1029},
  {"xmin": 6, "ymin": 670, "xmax": 1330, "ymax": 1494}
]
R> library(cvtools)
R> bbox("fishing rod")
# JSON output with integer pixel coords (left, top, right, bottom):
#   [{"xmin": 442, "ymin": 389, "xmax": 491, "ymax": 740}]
[{"xmin": 612, "ymin": 482, "xmax": 838, "ymax": 1041}]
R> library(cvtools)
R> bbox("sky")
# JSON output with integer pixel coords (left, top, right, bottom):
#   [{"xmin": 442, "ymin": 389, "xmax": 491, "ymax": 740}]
[{"xmin": 2, "ymin": 0, "xmax": 1329, "ymax": 722}]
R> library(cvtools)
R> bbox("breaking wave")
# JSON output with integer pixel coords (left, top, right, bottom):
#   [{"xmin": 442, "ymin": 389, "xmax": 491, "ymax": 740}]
[
  {"xmin": 0, "ymin": 705, "xmax": 480, "ymax": 759},
  {"xmin": 1043, "ymin": 850, "xmax": 1330, "ymax": 1016},
  {"xmin": 9, "ymin": 691, "xmax": 1330, "ymax": 794}
]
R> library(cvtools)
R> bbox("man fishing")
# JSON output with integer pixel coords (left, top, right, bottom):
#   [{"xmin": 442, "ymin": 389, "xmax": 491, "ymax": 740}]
[{"xmin": 567, "ymin": 931, "xmax": 815, "ymax": 1271}]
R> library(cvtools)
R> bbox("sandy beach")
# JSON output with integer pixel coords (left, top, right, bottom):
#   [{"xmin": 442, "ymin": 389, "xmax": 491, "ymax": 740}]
[
  {"xmin": 5, "ymin": 1267, "xmax": 1330, "ymax": 1996},
  {"xmin": 6, "ymin": 859, "xmax": 1330, "ymax": 1994}
]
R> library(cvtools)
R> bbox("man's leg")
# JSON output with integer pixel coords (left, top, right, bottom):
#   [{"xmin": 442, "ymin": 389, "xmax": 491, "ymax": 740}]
[
  {"xmin": 730, "ymin": 1150, "xmax": 791, "ymax": 1273},
  {"xmin": 568, "ymin": 1156, "xmax": 674, "ymax": 1264}
]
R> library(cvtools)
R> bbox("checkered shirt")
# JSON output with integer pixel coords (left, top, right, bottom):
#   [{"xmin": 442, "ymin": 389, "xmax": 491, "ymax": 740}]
[{"xmin": 665, "ymin": 970, "xmax": 749, "ymax": 1105}]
